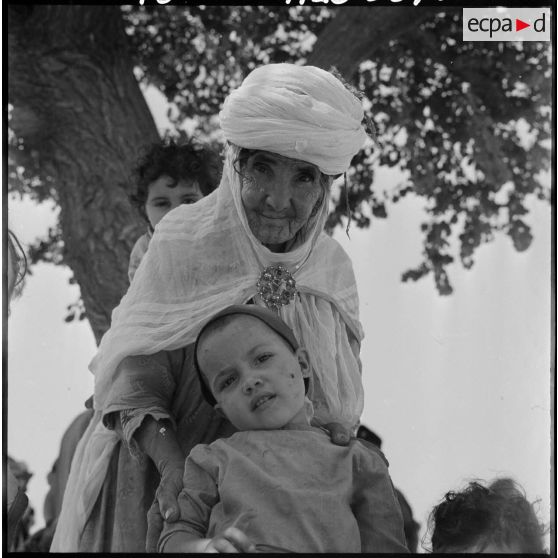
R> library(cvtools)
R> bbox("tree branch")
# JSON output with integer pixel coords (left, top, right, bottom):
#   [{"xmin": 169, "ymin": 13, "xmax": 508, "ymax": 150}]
[{"xmin": 307, "ymin": 7, "xmax": 440, "ymax": 79}]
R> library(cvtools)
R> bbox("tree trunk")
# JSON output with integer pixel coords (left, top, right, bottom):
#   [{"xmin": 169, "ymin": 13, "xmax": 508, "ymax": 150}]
[
  {"xmin": 307, "ymin": 6, "xmax": 439, "ymax": 79},
  {"xmin": 8, "ymin": 6, "xmax": 160, "ymax": 343}
]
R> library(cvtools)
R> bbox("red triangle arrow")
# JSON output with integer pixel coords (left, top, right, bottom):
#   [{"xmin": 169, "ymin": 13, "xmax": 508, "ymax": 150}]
[{"xmin": 516, "ymin": 18, "xmax": 530, "ymax": 31}]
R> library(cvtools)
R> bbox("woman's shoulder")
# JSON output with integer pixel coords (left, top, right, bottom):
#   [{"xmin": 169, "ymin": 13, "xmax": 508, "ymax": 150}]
[{"xmin": 315, "ymin": 232, "xmax": 352, "ymax": 260}]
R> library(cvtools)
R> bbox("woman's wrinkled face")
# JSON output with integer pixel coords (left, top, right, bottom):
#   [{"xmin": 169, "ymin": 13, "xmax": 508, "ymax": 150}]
[
  {"xmin": 145, "ymin": 175, "xmax": 203, "ymax": 228},
  {"xmin": 240, "ymin": 151, "xmax": 325, "ymax": 252}
]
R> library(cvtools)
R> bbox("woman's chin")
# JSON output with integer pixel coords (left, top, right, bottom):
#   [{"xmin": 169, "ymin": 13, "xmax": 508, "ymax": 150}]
[{"xmin": 262, "ymin": 241, "xmax": 288, "ymax": 253}]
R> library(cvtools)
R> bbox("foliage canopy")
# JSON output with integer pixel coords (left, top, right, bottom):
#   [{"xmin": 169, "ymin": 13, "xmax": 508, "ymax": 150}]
[{"xmin": 9, "ymin": 6, "xmax": 551, "ymax": 328}]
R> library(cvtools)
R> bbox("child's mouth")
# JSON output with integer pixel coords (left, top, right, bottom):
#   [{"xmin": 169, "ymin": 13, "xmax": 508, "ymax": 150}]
[{"xmin": 252, "ymin": 394, "xmax": 275, "ymax": 411}]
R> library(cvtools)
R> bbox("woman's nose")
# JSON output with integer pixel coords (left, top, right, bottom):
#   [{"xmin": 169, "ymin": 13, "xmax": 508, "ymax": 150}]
[
  {"xmin": 242, "ymin": 376, "xmax": 263, "ymax": 394},
  {"xmin": 264, "ymin": 180, "xmax": 291, "ymax": 212}
]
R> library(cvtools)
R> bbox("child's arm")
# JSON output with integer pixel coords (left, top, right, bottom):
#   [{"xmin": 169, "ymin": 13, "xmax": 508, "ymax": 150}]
[
  {"xmin": 128, "ymin": 232, "xmax": 150, "ymax": 282},
  {"xmin": 352, "ymin": 441, "xmax": 409, "ymax": 553},
  {"xmin": 158, "ymin": 445, "xmax": 256, "ymax": 554}
]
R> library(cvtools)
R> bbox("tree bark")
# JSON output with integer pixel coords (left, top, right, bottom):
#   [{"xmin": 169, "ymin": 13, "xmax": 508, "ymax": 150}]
[
  {"xmin": 8, "ymin": 6, "xmax": 160, "ymax": 343},
  {"xmin": 307, "ymin": 6, "xmax": 439, "ymax": 79}
]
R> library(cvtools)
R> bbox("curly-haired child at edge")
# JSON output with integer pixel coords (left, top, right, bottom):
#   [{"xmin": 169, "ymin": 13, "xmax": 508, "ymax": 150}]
[
  {"xmin": 128, "ymin": 138, "xmax": 222, "ymax": 281},
  {"xmin": 428, "ymin": 477, "xmax": 547, "ymax": 553}
]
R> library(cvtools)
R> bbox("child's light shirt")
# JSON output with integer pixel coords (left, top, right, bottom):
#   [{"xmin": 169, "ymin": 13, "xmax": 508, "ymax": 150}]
[
  {"xmin": 127, "ymin": 231, "xmax": 152, "ymax": 283},
  {"xmin": 159, "ymin": 426, "xmax": 408, "ymax": 553}
]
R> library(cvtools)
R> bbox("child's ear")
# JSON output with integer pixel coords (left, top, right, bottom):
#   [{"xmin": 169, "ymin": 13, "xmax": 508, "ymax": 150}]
[
  {"xmin": 214, "ymin": 404, "xmax": 227, "ymax": 419},
  {"xmin": 295, "ymin": 348, "xmax": 310, "ymax": 378}
]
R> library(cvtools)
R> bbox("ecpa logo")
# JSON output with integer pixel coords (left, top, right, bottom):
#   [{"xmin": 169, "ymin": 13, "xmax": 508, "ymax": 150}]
[{"xmin": 463, "ymin": 8, "xmax": 550, "ymax": 42}]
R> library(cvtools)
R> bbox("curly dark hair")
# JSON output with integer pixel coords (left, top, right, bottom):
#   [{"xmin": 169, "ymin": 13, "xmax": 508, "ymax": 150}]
[
  {"xmin": 130, "ymin": 138, "xmax": 222, "ymax": 224},
  {"xmin": 7, "ymin": 229, "xmax": 28, "ymax": 301},
  {"xmin": 428, "ymin": 478, "xmax": 546, "ymax": 553}
]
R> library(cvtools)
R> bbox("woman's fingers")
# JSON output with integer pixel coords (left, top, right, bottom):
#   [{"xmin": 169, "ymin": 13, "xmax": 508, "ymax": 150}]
[
  {"xmin": 156, "ymin": 467, "xmax": 183, "ymax": 522},
  {"xmin": 145, "ymin": 499, "xmax": 163, "ymax": 552},
  {"xmin": 156, "ymin": 489, "xmax": 179, "ymax": 522},
  {"xmin": 325, "ymin": 422, "xmax": 351, "ymax": 446}
]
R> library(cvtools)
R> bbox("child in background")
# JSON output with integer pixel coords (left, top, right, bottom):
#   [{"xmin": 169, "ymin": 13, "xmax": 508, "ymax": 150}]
[
  {"xmin": 158, "ymin": 305, "xmax": 408, "ymax": 553},
  {"xmin": 428, "ymin": 477, "xmax": 547, "ymax": 553},
  {"xmin": 128, "ymin": 138, "xmax": 222, "ymax": 281}
]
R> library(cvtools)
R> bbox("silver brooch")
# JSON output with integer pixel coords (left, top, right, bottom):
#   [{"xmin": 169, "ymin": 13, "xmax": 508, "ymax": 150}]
[{"xmin": 257, "ymin": 265, "xmax": 297, "ymax": 311}]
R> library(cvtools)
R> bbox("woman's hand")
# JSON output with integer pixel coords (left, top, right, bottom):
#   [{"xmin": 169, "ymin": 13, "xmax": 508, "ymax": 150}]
[
  {"xmin": 131, "ymin": 416, "xmax": 186, "ymax": 551},
  {"xmin": 325, "ymin": 422, "xmax": 351, "ymax": 446},
  {"xmin": 145, "ymin": 462, "xmax": 184, "ymax": 552},
  {"xmin": 156, "ymin": 460, "xmax": 185, "ymax": 522}
]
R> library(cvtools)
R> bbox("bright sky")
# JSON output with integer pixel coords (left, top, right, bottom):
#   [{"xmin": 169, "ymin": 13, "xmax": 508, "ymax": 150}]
[{"xmin": 6, "ymin": 86, "xmax": 552, "ymax": 550}]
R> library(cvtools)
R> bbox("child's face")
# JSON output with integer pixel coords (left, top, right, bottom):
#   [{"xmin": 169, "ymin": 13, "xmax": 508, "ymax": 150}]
[
  {"xmin": 198, "ymin": 315, "xmax": 310, "ymax": 431},
  {"xmin": 145, "ymin": 175, "xmax": 203, "ymax": 228}
]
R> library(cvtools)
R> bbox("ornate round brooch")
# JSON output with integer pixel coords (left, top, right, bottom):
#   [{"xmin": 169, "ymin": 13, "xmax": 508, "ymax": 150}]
[{"xmin": 257, "ymin": 265, "xmax": 297, "ymax": 311}]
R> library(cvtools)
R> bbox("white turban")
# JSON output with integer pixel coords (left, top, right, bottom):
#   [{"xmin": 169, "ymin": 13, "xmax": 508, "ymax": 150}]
[{"xmin": 219, "ymin": 63, "xmax": 368, "ymax": 175}]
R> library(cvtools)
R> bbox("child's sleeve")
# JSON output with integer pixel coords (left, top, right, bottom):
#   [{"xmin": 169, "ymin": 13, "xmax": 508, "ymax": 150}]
[
  {"xmin": 128, "ymin": 233, "xmax": 150, "ymax": 283},
  {"xmin": 352, "ymin": 441, "xmax": 409, "ymax": 553},
  {"xmin": 158, "ymin": 444, "xmax": 220, "ymax": 552}
]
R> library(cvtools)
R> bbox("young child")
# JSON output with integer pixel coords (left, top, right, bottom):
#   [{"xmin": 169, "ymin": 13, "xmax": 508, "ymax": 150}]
[
  {"xmin": 128, "ymin": 138, "xmax": 222, "ymax": 281},
  {"xmin": 428, "ymin": 477, "xmax": 546, "ymax": 553},
  {"xmin": 158, "ymin": 305, "xmax": 408, "ymax": 553}
]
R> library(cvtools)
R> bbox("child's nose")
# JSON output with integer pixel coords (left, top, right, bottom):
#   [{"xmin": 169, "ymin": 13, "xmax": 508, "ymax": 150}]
[{"xmin": 242, "ymin": 376, "xmax": 263, "ymax": 394}]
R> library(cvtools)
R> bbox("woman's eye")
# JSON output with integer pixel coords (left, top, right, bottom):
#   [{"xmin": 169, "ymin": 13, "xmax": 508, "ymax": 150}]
[
  {"xmin": 297, "ymin": 173, "xmax": 315, "ymax": 184},
  {"xmin": 253, "ymin": 163, "xmax": 270, "ymax": 175}
]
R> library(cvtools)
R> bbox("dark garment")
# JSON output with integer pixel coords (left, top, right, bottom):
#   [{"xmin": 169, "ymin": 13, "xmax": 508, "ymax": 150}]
[{"xmin": 7, "ymin": 476, "xmax": 29, "ymax": 550}]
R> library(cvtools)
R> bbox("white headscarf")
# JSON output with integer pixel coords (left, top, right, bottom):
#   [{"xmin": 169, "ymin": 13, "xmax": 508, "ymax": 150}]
[{"xmin": 220, "ymin": 63, "xmax": 368, "ymax": 175}]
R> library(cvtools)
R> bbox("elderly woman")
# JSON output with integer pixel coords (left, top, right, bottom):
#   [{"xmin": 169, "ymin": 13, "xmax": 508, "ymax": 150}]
[{"xmin": 52, "ymin": 63, "xmax": 370, "ymax": 552}]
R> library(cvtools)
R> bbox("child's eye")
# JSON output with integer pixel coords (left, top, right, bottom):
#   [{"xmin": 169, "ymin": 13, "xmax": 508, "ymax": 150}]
[
  {"xmin": 152, "ymin": 200, "xmax": 170, "ymax": 208},
  {"xmin": 219, "ymin": 375, "xmax": 237, "ymax": 390},
  {"xmin": 181, "ymin": 196, "xmax": 201, "ymax": 205},
  {"xmin": 256, "ymin": 353, "xmax": 272, "ymax": 364}
]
